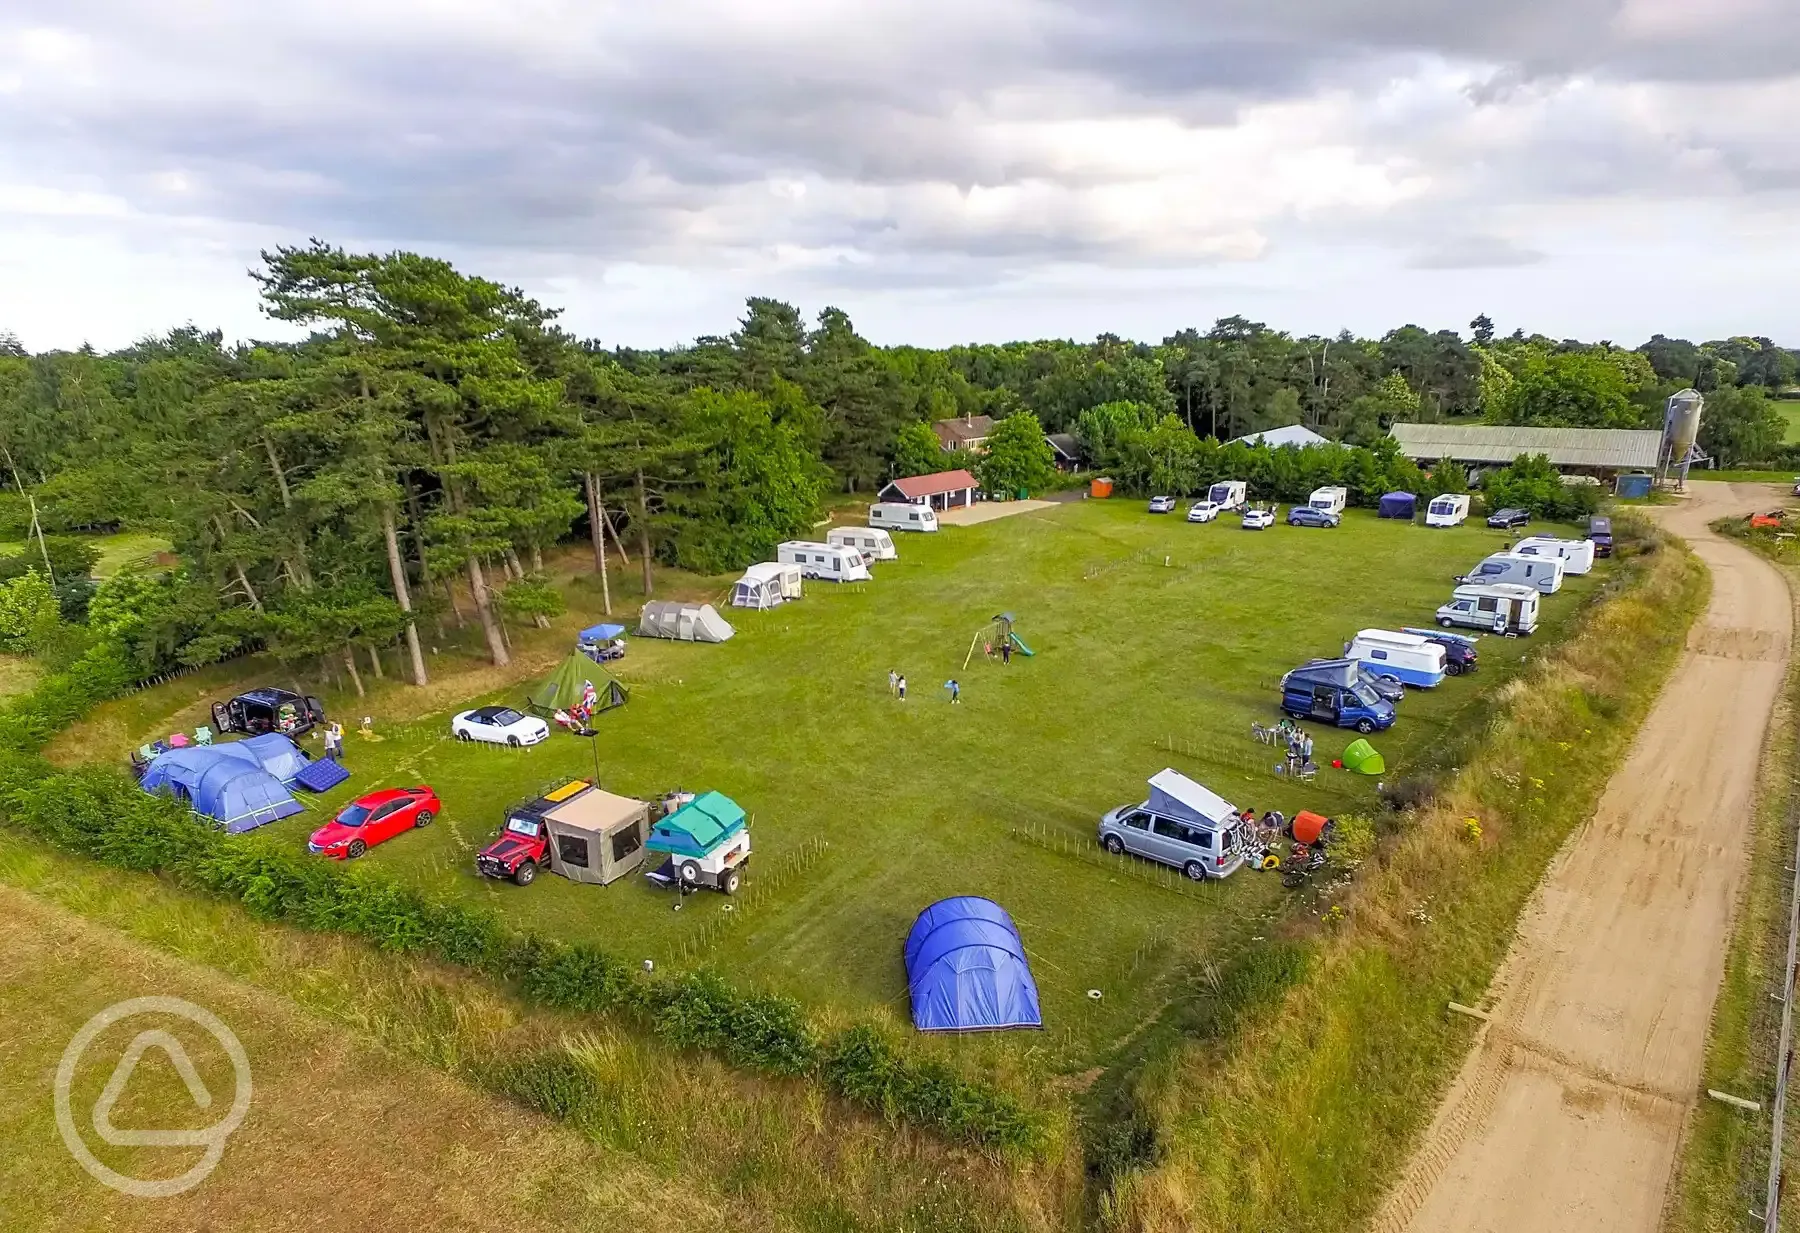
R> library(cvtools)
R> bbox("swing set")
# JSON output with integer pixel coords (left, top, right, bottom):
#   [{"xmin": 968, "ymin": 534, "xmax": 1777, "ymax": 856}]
[{"xmin": 962, "ymin": 612, "xmax": 1036, "ymax": 670}]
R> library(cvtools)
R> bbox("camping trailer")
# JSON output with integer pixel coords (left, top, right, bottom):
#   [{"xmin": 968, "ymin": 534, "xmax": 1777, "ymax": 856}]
[
  {"xmin": 1308, "ymin": 486, "xmax": 1348, "ymax": 516},
  {"xmin": 827, "ymin": 526, "xmax": 897, "ymax": 562},
  {"xmin": 1425, "ymin": 494, "xmax": 1470, "ymax": 528},
  {"xmin": 731, "ymin": 562, "xmax": 804, "ymax": 610},
  {"xmin": 1344, "ymin": 629, "xmax": 1447, "ymax": 688},
  {"xmin": 637, "ymin": 601, "xmax": 735, "ymax": 642},
  {"xmin": 644, "ymin": 790, "xmax": 752, "ymax": 894},
  {"xmin": 1206, "ymin": 481, "xmax": 1248, "ymax": 511},
  {"xmin": 868, "ymin": 502, "xmax": 939, "ymax": 532},
  {"xmin": 1511, "ymin": 536, "xmax": 1596, "ymax": 576},
  {"xmin": 1466, "ymin": 552, "xmax": 1564, "ymax": 594},
  {"xmin": 1437, "ymin": 583, "xmax": 1539, "ymax": 635},
  {"xmin": 778, "ymin": 541, "xmax": 873, "ymax": 582}
]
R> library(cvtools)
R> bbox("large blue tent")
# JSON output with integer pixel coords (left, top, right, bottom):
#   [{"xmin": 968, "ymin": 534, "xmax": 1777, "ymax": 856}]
[
  {"xmin": 139, "ymin": 734, "xmax": 308, "ymax": 833},
  {"xmin": 903, "ymin": 897, "xmax": 1043, "ymax": 1032},
  {"xmin": 1378, "ymin": 491, "xmax": 1417, "ymax": 519}
]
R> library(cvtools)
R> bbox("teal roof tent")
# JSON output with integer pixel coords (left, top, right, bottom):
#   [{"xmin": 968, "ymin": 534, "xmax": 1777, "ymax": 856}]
[{"xmin": 647, "ymin": 792, "xmax": 746, "ymax": 858}]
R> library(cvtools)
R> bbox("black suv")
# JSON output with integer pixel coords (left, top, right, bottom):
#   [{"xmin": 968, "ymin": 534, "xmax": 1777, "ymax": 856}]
[{"xmin": 1486, "ymin": 507, "xmax": 1531, "ymax": 529}]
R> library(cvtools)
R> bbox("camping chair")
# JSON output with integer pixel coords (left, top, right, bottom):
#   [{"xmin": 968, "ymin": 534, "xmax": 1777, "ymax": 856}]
[
  {"xmin": 1251, "ymin": 722, "xmax": 1278, "ymax": 746},
  {"xmin": 194, "ymin": 725, "xmax": 214, "ymax": 746},
  {"xmin": 1295, "ymin": 761, "xmax": 1319, "ymax": 783},
  {"xmin": 136, "ymin": 742, "xmax": 157, "ymax": 764}
]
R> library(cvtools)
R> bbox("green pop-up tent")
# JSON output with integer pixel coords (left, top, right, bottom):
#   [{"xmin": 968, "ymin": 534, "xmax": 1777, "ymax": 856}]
[
  {"xmin": 1342, "ymin": 738, "xmax": 1386, "ymax": 776},
  {"xmin": 525, "ymin": 651, "xmax": 628, "ymax": 717}
]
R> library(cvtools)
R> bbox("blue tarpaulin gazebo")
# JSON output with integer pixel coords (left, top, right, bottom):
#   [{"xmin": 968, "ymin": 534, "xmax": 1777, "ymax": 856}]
[
  {"xmin": 903, "ymin": 897, "xmax": 1043, "ymax": 1032},
  {"xmin": 1378, "ymin": 491, "xmax": 1417, "ymax": 519},
  {"xmin": 139, "ymin": 734, "xmax": 309, "ymax": 833}
]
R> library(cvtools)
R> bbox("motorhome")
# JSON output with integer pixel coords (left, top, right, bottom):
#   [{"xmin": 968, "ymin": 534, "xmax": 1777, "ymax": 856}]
[
  {"xmin": 1511, "ymin": 535, "xmax": 1595, "ymax": 576},
  {"xmin": 1425, "ymin": 494, "xmax": 1470, "ymax": 528},
  {"xmin": 827, "ymin": 526, "xmax": 897, "ymax": 562},
  {"xmin": 868, "ymin": 502, "xmax": 939, "ymax": 532},
  {"xmin": 1307, "ymin": 486, "xmax": 1348, "ymax": 516},
  {"xmin": 1436, "ymin": 583, "xmax": 1539, "ymax": 635},
  {"xmin": 1344, "ymin": 629, "xmax": 1447, "ymax": 688},
  {"xmin": 1465, "ymin": 551, "xmax": 1565, "ymax": 594},
  {"xmin": 776, "ymin": 541, "xmax": 872, "ymax": 582},
  {"xmin": 1206, "ymin": 480, "xmax": 1248, "ymax": 511}
]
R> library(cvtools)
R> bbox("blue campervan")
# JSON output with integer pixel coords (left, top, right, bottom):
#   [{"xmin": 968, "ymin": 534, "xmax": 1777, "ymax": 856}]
[{"xmin": 1279, "ymin": 658, "xmax": 1397, "ymax": 733}]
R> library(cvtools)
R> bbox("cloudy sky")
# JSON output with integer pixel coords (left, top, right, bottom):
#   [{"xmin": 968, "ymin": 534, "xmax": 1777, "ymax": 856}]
[{"xmin": 3, "ymin": 0, "xmax": 1797, "ymax": 352}]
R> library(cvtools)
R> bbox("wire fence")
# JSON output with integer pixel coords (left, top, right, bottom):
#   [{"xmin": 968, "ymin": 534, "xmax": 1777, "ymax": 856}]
[
  {"xmin": 672, "ymin": 834, "xmax": 832, "ymax": 964},
  {"xmin": 1762, "ymin": 771, "xmax": 1800, "ymax": 1230},
  {"xmin": 1005, "ymin": 821, "xmax": 1213, "ymax": 901}
]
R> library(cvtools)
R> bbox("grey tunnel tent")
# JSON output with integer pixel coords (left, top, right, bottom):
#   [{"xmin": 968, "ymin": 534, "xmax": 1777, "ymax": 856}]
[
  {"xmin": 637, "ymin": 600, "xmax": 735, "ymax": 643},
  {"xmin": 525, "ymin": 650, "xmax": 629, "ymax": 717}
]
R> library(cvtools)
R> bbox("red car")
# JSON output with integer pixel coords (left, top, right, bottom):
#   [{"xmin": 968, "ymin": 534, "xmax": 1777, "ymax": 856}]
[{"xmin": 307, "ymin": 786, "xmax": 440, "ymax": 859}]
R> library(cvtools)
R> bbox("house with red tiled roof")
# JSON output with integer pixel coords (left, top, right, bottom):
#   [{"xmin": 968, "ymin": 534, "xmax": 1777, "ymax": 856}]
[{"xmin": 878, "ymin": 469, "xmax": 979, "ymax": 510}]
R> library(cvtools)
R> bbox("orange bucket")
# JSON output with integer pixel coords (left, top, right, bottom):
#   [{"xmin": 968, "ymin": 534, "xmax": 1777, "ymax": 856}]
[{"xmin": 1090, "ymin": 476, "xmax": 1114, "ymax": 499}]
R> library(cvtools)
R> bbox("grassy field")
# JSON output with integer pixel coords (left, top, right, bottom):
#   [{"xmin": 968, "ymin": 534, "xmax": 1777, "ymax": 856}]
[
  {"xmin": 62, "ymin": 501, "xmax": 1605, "ymax": 1075},
  {"xmin": 1777, "ymin": 400, "xmax": 1800, "ymax": 445},
  {"xmin": 0, "ymin": 529, "xmax": 174, "ymax": 577}
]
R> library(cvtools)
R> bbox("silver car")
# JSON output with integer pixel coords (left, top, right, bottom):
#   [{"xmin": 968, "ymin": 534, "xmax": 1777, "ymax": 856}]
[{"xmin": 1097, "ymin": 803, "xmax": 1245, "ymax": 880}]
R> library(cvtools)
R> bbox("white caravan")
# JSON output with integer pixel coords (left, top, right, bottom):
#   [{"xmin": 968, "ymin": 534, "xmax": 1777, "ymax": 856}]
[
  {"xmin": 868, "ymin": 502, "xmax": 939, "ymax": 533},
  {"xmin": 827, "ymin": 526, "xmax": 897, "ymax": 562},
  {"xmin": 1436, "ymin": 583, "xmax": 1540, "ymax": 636},
  {"xmin": 777, "ymin": 541, "xmax": 872, "ymax": 583},
  {"xmin": 1465, "ymin": 552, "xmax": 1565, "ymax": 595},
  {"xmin": 1425, "ymin": 494, "xmax": 1470, "ymax": 528},
  {"xmin": 1205, "ymin": 480, "xmax": 1248, "ymax": 511},
  {"xmin": 1344, "ymin": 629, "xmax": 1446, "ymax": 688},
  {"xmin": 1511, "ymin": 535, "xmax": 1596, "ymax": 576},
  {"xmin": 1307, "ymin": 486, "xmax": 1348, "ymax": 516}
]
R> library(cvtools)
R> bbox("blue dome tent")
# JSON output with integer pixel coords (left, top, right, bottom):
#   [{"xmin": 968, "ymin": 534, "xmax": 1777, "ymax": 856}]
[
  {"xmin": 903, "ymin": 897, "xmax": 1043, "ymax": 1032},
  {"xmin": 1378, "ymin": 491, "xmax": 1417, "ymax": 519},
  {"xmin": 139, "ymin": 735, "xmax": 308, "ymax": 833}
]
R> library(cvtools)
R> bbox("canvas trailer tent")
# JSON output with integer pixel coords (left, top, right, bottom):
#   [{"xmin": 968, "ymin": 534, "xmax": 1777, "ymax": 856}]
[
  {"xmin": 540, "ymin": 781, "xmax": 650, "ymax": 886},
  {"xmin": 526, "ymin": 650, "xmax": 628, "ymax": 717},
  {"xmin": 644, "ymin": 790, "xmax": 751, "ymax": 893},
  {"xmin": 1425, "ymin": 494, "xmax": 1470, "ymax": 527},
  {"xmin": 139, "ymin": 733, "xmax": 311, "ymax": 832},
  {"xmin": 638, "ymin": 601, "xmax": 736, "ymax": 643},
  {"xmin": 732, "ymin": 562, "xmax": 804, "ymax": 609},
  {"xmin": 904, "ymin": 897, "xmax": 1043, "ymax": 1032},
  {"xmin": 778, "ymin": 541, "xmax": 872, "ymax": 582},
  {"xmin": 827, "ymin": 526, "xmax": 897, "ymax": 561}
]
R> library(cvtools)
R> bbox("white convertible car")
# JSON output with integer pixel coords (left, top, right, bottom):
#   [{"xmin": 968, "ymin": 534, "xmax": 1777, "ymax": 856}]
[{"xmin": 451, "ymin": 705, "xmax": 550, "ymax": 747}]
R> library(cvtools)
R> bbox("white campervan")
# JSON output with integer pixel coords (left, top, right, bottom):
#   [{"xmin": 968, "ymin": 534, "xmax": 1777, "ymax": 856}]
[
  {"xmin": 1425, "ymin": 494, "xmax": 1470, "ymax": 528},
  {"xmin": 827, "ymin": 526, "xmax": 896, "ymax": 562},
  {"xmin": 777, "ymin": 541, "xmax": 872, "ymax": 583},
  {"xmin": 1308, "ymin": 486, "xmax": 1348, "ymax": 517},
  {"xmin": 868, "ymin": 502, "xmax": 939, "ymax": 533},
  {"xmin": 1466, "ymin": 552, "xmax": 1564, "ymax": 595},
  {"xmin": 1345, "ymin": 629, "xmax": 1446, "ymax": 688},
  {"xmin": 1206, "ymin": 480, "xmax": 1248, "ymax": 511},
  {"xmin": 1511, "ymin": 536, "xmax": 1595, "ymax": 576},
  {"xmin": 1437, "ymin": 583, "xmax": 1539, "ymax": 636}
]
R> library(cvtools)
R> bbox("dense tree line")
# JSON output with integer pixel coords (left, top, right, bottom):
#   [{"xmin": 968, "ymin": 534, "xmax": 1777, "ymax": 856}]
[{"xmin": 1, "ymin": 246, "xmax": 1792, "ymax": 686}]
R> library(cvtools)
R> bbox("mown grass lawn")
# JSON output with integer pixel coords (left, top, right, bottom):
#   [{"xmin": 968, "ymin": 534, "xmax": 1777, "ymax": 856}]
[{"xmin": 178, "ymin": 502, "xmax": 1601, "ymax": 1069}]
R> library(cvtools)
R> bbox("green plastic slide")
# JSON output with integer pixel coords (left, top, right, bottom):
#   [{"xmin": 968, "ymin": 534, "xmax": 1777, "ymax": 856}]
[{"xmin": 1008, "ymin": 632, "xmax": 1035, "ymax": 656}]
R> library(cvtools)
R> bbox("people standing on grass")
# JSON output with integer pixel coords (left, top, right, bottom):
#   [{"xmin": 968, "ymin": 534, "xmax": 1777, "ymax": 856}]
[
  {"xmin": 888, "ymin": 668, "xmax": 898, "ymax": 697},
  {"xmin": 324, "ymin": 721, "xmax": 344, "ymax": 761},
  {"xmin": 897, "ymin": 674, "xmax": 907, "ymax": 701},
  {"xmin": 945, "ymin": 679, "xmax": 961, "ymax": 704},
  {"xmin": 1001, "ymin": 639, "xmax": 1013, "ymax": 665},
  {"xmin": 1300, "ymin": 731, "xmax": 1314, "ymax": 768}
]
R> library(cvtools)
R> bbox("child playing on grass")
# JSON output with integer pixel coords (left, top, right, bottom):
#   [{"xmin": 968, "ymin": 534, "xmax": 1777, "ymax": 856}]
[{"xmin": 944, "ymin": 679, "xmax": 961, "ymax": 704}]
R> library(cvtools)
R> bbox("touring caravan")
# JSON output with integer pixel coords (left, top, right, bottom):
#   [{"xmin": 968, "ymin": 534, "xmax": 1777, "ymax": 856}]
[
  {"xmin": 868, "ymin": 502, "xmax": 939, "ymax": 533},
  {"xmin": 827, "ymin": 526, "xmax": 897, "ymax": 562},
  {"xmin": 1466, "ymin": 552, "xmax": 1565, "ymax": 595},
  {"xmin": 777, "ymin": 541, "xmax": 872, "ymax": 583},
  {"xmin": 1206, "ymin": 480, "xmax": 1248, "ymax": 511},
  {"xmin": 1511, "ymin": 536, "xmax": 1595, "ymax": 576},
  {"xmin": 731, "ymin": 562, "xmax": 804, "ymax": 609},
  {"xmin": 1425, "ymin": 494, "xmax": 1470, "ymax": 528},
  {"xmin": 1307, "ymin": 486, "xmax": 1348, "ymax": 516},
  {"xmin": 1344, "ymin": 630, "xmax": 1446, "ymax": 688},
  {"xmin": 1437, "ymin": 583, "xmax": 1539, "ymax": 636}
]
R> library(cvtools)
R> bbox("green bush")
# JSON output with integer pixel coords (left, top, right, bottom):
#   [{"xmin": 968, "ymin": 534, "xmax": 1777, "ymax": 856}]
[{"xmin": 1481, "ymin": 453, "xmax": 1602, "ymax": 523}]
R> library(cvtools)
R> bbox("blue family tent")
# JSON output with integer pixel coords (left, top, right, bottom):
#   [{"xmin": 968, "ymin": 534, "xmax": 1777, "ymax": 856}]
[
  {"xmin": 1378, "ymin": 491, "xmax": 1418, "ymax": 519},
  {"xmin": 904, "ymin": 897, "xmax": 1043, "ymax": 1032},
  {"xmin": 139, "ymin": 733, "xmax": 309, "ymax": 833}
]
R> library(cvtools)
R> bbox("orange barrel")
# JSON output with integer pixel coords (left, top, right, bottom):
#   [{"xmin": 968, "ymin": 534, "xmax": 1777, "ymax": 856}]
[{"xmin": 1090, "ymin": 476, "xmax": 1114, "ymax": 499}]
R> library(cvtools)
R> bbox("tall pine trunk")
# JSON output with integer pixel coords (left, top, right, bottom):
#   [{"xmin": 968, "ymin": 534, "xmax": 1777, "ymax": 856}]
[
  {"xmin": 467, "ymin": 555, "xmax": 509, "ymax": 666},
  {"xmin": 585, "ymin": 472, "xmax": 611, "ymax": 616},
  {"xmin": 368, "ymin": 645, "xmax": 384, "ymax": 680},
  {"xmin": 380, "ymin": 505, "xmax": 429, "ymax": 686},
  {"xmin": 342, "ymin": 645, "xmax": 365, "ymax": 698},
  {"xmin": 635, "ymin": 467, "xmax": 653, "ymax": 597}
]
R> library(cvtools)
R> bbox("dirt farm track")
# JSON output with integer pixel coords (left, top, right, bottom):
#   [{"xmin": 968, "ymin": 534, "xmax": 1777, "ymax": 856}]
[{"xmin": 1374, "ymin": 482, "xmax": 1794, "ymax": 1233}]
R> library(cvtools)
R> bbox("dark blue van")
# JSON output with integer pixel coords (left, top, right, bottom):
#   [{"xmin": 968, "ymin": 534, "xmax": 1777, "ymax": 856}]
[{"xmin": 1279, "ymin": 659, "xmax": 1397, "ymax": 733}]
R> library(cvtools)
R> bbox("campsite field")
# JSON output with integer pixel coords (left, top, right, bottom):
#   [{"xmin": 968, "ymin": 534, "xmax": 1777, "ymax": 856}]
[{"xmin": 74, "ymin": 501, "xmax": 1605, "ymax": 1070}]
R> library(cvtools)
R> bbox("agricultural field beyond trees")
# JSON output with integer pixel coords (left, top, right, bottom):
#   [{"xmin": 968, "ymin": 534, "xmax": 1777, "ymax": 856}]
[{"xmin": 70, "ymin": 501, "xmax": 1605, "ymax": 1074}]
